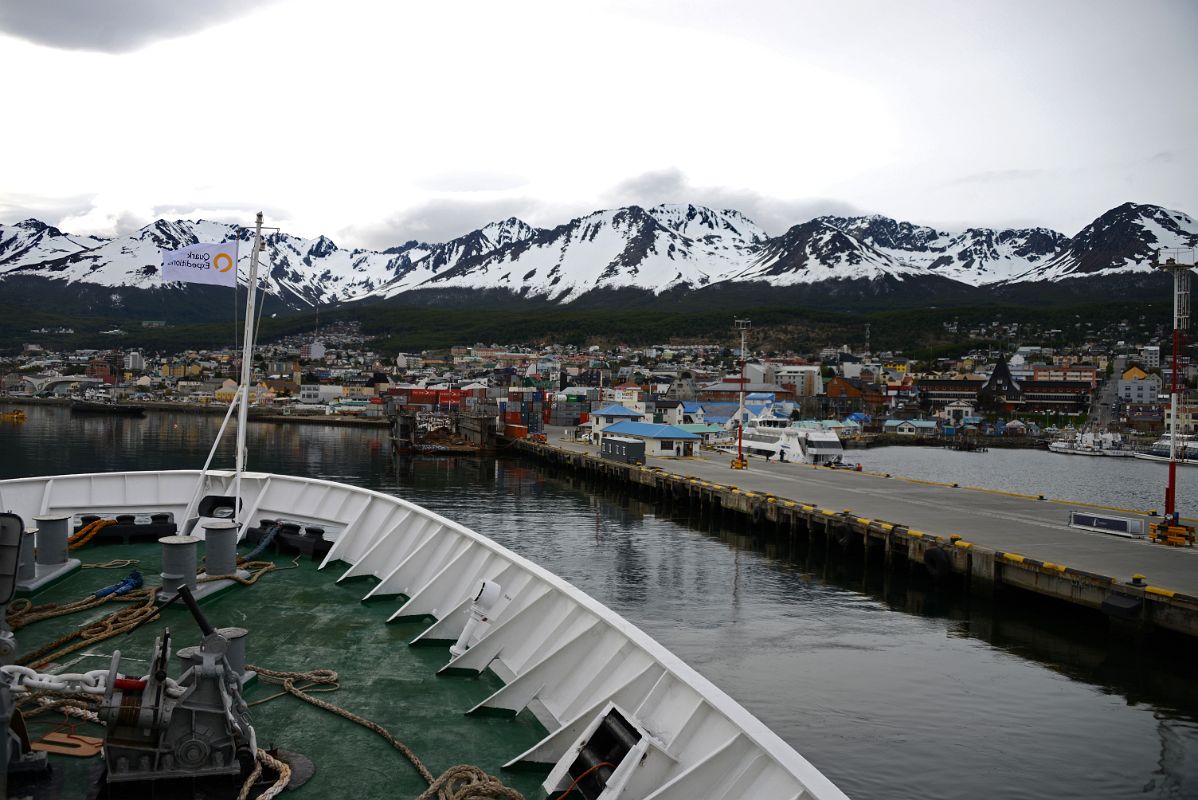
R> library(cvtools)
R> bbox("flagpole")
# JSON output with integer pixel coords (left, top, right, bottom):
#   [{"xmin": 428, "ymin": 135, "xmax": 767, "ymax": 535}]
[{"xmin": 234, "ymin": 212, "xmax": 264, "ymax": 527}]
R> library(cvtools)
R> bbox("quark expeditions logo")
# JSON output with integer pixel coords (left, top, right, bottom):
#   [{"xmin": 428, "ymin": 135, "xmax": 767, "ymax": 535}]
[{"xmin": 161, "ymin": 242, "xmax": 240, "ymax": 288}]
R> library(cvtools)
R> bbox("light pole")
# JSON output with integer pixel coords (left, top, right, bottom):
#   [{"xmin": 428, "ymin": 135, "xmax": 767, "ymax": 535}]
[
  {"xmin": 1152, "ymin": 249, "xmax": 1196, "ymax": 546},
  {"xmin": 732, "ymin": 319, "xmax": 751, "ymax": 469}
]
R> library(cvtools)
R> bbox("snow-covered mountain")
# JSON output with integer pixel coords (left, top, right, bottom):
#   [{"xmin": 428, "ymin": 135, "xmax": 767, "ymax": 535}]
[
  {"xmin": 729, "ymin": 219, "xmax": 924, "ymax": 285},
  {"xmin": 412, "ymin": 205, "xmax": 764, "ymax": 302},
  {"xmin": 0, "ymin": 219, "xmax": 107, "ymax": 269},
  {"xmin": 816, "ymin": 215, "xmax": 1067, "ymax": 285},
  {"xmin": 1005, "ymin": 203, "xmax": 1198, "ymax": 282},
  {"xmin": 0, "ymin": 218, "xmax": 409, "ymax": 304},
  {"xmin": 0, "ymin": 201, "xmax": 1193, "ymax": 312}
]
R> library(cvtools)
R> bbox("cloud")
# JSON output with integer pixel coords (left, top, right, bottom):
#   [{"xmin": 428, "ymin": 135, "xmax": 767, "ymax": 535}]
[
  {"xmin": 57, "ymin": 206, "xmax": 152, "ymax": 238},
  {"xmin": 341, "ymin": 169, "xmax": 865, "ymax": 249},
  {"xmin": 341, "ymin": 197, "xmax": 551, "ymax": 250},
  {"xmin": 0, "ymin": 194, "xmax": 294, "ymax": 240},
  {"xmin": 604, "ymin": 167, "xmax": 865, "ymax": 234},
  {"xmin": 946, "ymin": 168, "xmax": 1046, "ymax": 186},
  {"xmin": 0, "ymin": 191, "xmax": 98, "ymax": 227},
  {"xmin": 0, "ymin": 0, "xmax": 282, "ymax": 53},
  {"xmin": 414, "ymin": 170, "xmax": 530, "ymax": 193},
  {"xmin": 150, "ymin": 202, "xmax": 293, "ymax": 230}
]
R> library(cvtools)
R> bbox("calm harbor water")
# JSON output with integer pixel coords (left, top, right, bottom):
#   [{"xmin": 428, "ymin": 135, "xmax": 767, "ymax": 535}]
[
  {"xmin": 2, "ymin": 405, "xmax": 1197, "ymax": 800},
  {"xmin": 851, "ymin": 445, "xmax": 1198, "ymax": 519}
]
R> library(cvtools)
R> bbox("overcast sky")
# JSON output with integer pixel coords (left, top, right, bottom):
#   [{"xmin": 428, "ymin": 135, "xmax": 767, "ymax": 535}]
[{"xmin": 1, "ymin": 0, "xmax": 1194, "ymax": 247}]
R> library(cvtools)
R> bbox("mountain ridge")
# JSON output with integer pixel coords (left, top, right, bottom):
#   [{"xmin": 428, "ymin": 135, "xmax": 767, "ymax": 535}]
[{"xmin": 0, "ymin": 201, "xmax": 1193, "ymax": 316}]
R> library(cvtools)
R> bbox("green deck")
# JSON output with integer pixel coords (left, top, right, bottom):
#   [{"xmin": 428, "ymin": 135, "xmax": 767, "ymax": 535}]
[{"xmin": 12, "ymin": 541, "xmax": 552, "ymax": 798}]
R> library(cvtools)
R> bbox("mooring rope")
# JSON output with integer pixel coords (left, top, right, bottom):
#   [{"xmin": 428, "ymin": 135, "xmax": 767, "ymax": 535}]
[
  {"xmin": 238, "ymin": 748, "xmax": 292, "ymax": 800},
  {"xmin": 18, "ymin": 588, "xmax": 161, "ymax": 670},
  {"xmin": 82, "ymin": 559, "xmax": 141, "ymax": 569},
  {"xmin": 247, "ymin": 665, "xmax": 524, "ymax": 800}
]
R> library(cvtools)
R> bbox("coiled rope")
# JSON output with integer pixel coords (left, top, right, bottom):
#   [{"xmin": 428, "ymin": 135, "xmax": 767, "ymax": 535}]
[
  {"xmin": 247, "ymin": 665, "xmax": 524, "ymax": 800},
  {"xmin": 8, "ymin": 593, "xmax": 116, "ymax": 630},
  {"xmin": 68, "ymin": 518, "xmax": 118, "ymax": 551},
  {"xmin": 17, "ymin": 588, "xmax": 161, "ymax": 670}
]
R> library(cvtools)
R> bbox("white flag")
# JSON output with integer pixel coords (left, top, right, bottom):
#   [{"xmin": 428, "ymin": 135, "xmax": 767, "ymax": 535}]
[{"xmin": 161, "ymin": 242, "xmax": 240, "ymax": 287}]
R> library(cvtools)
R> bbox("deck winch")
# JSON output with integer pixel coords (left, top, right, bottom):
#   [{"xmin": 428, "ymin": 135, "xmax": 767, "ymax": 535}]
[{"xmin": 100, "ymin": 585, "xmax": 257, "ymax": 793}]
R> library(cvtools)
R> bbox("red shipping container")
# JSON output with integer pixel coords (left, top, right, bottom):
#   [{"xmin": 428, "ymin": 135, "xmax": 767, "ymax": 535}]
[
  {"xmin": 579, "ymin": 412, "xmax": 589, "ymax": 424},
  {"xmin": 504, "ymin": 424, "xmax": 529, "ymax": 439}
]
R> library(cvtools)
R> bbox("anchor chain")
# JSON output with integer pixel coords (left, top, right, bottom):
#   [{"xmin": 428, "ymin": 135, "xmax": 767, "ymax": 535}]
[
  {"xmin": 0, "ymin": 665, "xmax": 108, "ymax": 696},
  {"xmin": 0, "ymin": 664, "xmax": 186, "ymax": 698}
]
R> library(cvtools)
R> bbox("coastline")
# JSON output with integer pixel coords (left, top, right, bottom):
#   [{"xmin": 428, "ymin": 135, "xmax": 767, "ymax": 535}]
[{"xmin": 0, "ymin": 396, "xmax": 389, "ymax": 427}]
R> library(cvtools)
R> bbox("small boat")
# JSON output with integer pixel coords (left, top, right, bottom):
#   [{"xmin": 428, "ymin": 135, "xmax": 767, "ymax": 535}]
[
  {"xmin": 1048, "ymin": 431, "xmax": 1137, "ymax": 458},
  {"xmin": 69, "ymin": 399, "xmax": 146, "ymax": 416},
  {"xmin": 0, "ymin": 409, "xmax": 26, "ymax": 423},
  {"xmin": 1133, "ymin": 434, "xmax": 1198, "ymax": 466}
]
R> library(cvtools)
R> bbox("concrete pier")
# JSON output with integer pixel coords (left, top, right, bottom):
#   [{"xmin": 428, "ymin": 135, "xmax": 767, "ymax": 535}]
[{"xmin": 511, "ymin": 431, "xmax": 1198, "ymax": 639}]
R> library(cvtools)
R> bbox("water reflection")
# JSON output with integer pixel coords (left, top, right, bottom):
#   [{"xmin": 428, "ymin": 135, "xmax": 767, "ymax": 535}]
[{"xmin": 448, "ymin": 456, "xmax": 1198, "ymax": 800}]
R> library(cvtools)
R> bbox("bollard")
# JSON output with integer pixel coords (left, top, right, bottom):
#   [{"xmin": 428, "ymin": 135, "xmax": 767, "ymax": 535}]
[
  {"xmin": 32, "ymin": 515, "xmax": 69, "ymax": 566},
  {"xmin": 17, "ymin": 530, "xmax": 35, "ymax": 581},
  {"xmin": 219, "ymin": 627, "xmax": 250, "ymax": 675},
  {"xmin": 175, "ymin": 645, "xmax": 202, "ymax": 672},
  {"xmin": 202, "ymin": 521, "xmax": 239, "ymax": 577},
  {"xmin": 159, "ymin": 535, "xmax": 199, "ymax": 598}
]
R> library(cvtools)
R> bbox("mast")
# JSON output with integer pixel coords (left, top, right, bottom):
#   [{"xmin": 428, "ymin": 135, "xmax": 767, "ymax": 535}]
[{"xmin": 233, "ymin": 212, "xmax": 265, "ymax": 526}]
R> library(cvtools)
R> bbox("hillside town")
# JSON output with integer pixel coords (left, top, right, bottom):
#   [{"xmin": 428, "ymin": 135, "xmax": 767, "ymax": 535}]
[{"xmin": 2, "ymin": 320, "xmax": 1194, "ymax": 447}]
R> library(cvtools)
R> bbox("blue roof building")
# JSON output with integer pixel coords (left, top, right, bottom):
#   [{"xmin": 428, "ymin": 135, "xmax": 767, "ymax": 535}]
[
  {"xmin": 598, "ymin": 420, "xmax": 700, "ymax": 458},
  {"xmin": 593, "ymin": 404, "xmax": 643, "ymax": 418},
  {"xmin": 589, "ymin": 404, "xmax": 644, "ymax": 434}
]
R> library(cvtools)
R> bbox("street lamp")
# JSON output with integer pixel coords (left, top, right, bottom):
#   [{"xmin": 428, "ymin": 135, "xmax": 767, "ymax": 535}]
[{"xmin": 732, "ymin": 319, "xmax": 751, "ymax": 470}]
